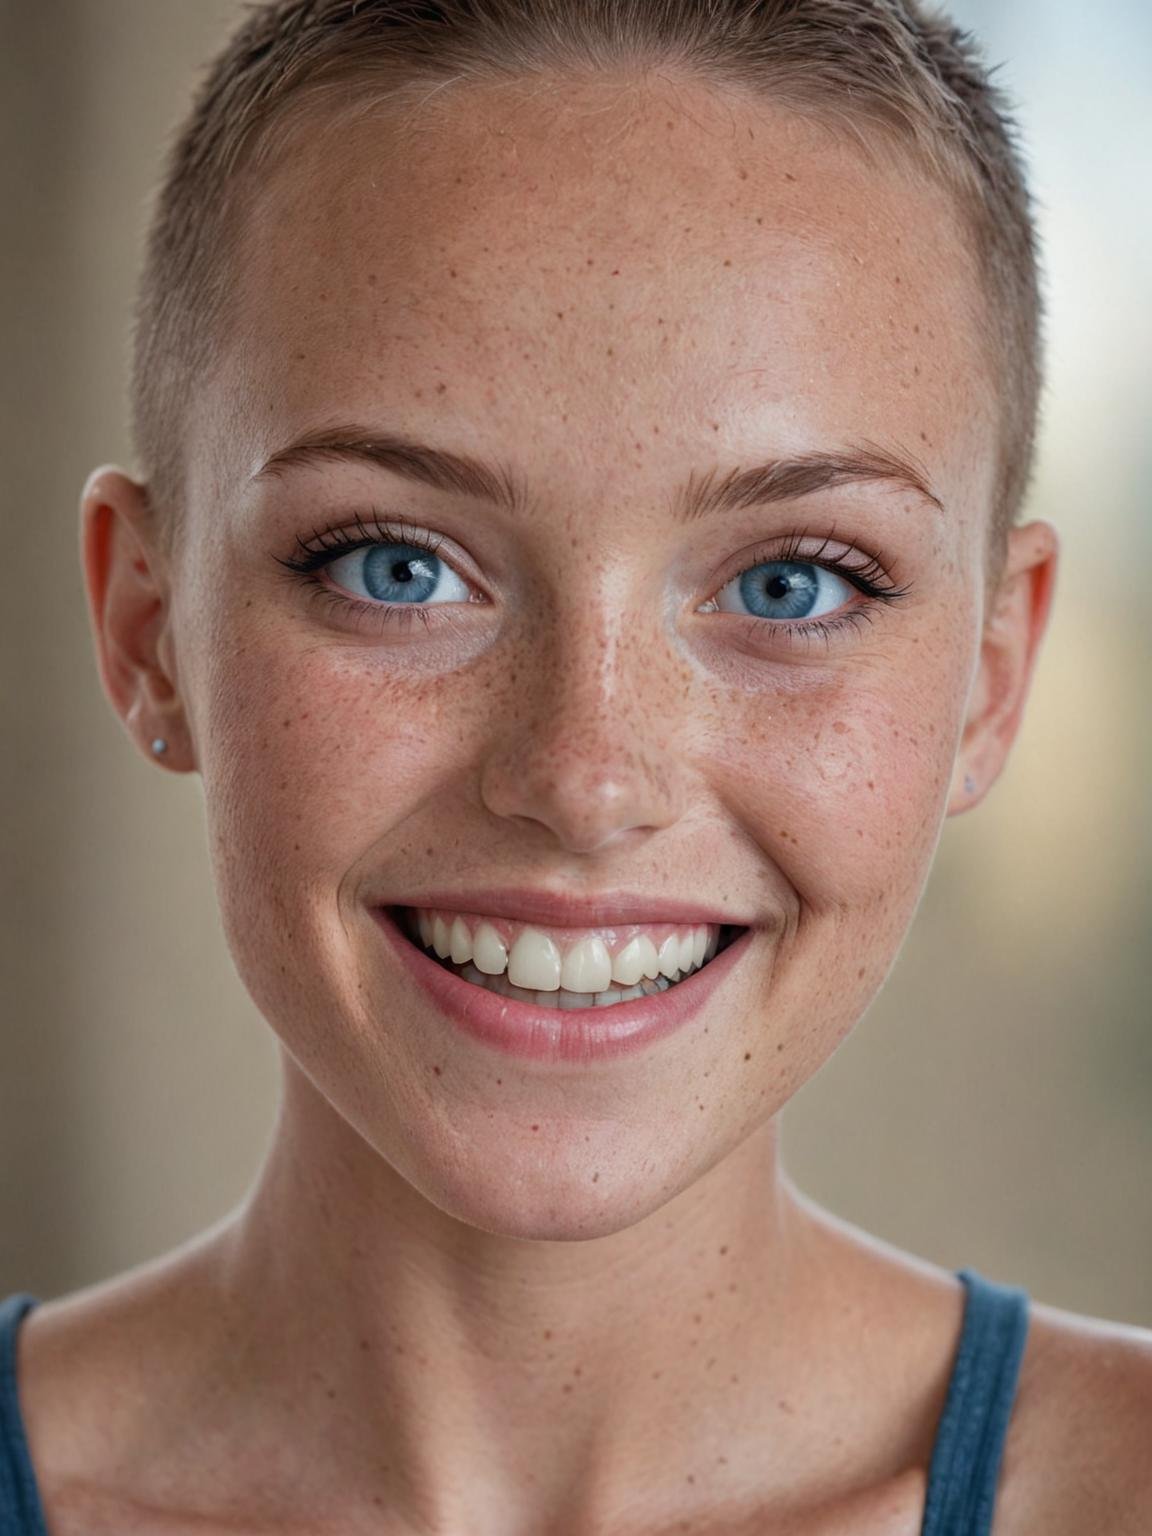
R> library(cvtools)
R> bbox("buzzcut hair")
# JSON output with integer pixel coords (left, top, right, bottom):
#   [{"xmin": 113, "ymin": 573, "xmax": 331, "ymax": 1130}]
[{"xmin": 132, "ymin": 0, "xmax": 1044, "ymax": 569}]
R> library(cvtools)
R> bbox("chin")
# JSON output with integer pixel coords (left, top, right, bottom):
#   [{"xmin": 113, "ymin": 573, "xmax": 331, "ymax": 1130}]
[{"xmin": 384, "ymin": 1119, "xmax": 689, "ymax": 1243}]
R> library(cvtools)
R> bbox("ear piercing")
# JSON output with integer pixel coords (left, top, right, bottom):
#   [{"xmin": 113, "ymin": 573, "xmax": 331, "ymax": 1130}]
[
  {"xmin": 964, "ymin": 773, "xmax": 975, "ymax": 795},
  {"xmin": 151, "ymin": 738, "xmax": 169, "ymax": 757}
]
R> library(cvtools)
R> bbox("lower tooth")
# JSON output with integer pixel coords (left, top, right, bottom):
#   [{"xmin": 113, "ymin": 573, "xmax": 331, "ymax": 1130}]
[{"xmin": 452, "ymin": 959, "xmax": 676, "ymax": 1007}]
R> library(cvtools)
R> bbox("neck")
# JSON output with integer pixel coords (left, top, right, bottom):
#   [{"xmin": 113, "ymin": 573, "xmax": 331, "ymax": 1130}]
[{"xmin": 212, "ymin": 1060, "xmax": 852, "ymax": 1534}]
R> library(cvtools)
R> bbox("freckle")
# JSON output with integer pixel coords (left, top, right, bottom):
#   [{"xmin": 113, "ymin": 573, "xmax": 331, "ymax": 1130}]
[
  {"xmin": 432, "ymin": 1065, "xmax": 442, "ymax": 1076},
  {"xmin": 743, "ymin": 1051, "xmax": 751, "ymax": 1061},
  {"xmin": 293, "ymin": 350, "xmax": 306, "ymax": 361},
  {"xmin": 414, "ymin": 388, "xmax": 423, "ymax": 398},
  {"xmin": 586, "ymin": 257, "xmax": 594, "ymax": 265},
  {"xmin": 531, "ymin": 1124, "xmax": 540, "ymax": 1132},
  {"xmin": 394, "ymin": 1344, "xmax": 405, "ymax": 1355},
  {"xmin": 360, "ymin": 1339, "xmax": 369, "ymax": 1351},
  {"xmin": 720, "ymin": 1245, "xmax": 729, "ymax": 1255},
  {"xmin": 592, "ymin": 1172, "xmax": 599, "ymax": 1182},
  {"xmin": 832, "ymin": 720, "xmax": 848, "ymax": 734},
  {"xmin": 867, "ymin": 780, "xmax": 875, "ymax": 789},
  {"xmin": 718, "ymin": 1452, "xmax": 730, "ymax": 1463},
  {"xmin": 776, "ymin": 1042, "xmax": 783, "ymax": 1052},
  {"xmin": 711, "ymin": 422, "xmax": 720, "ymax": 431},
  {"xmin": 723, "ymin": 258, "xmax": 732, "ymax": 267},
  {"xmin": 436, "ymin": 381, "xmax": 447, "ymax": 393},
  {"xmin": 784, "ymin": 172, "xmax": 796, "ymax": 181},
  {"xmin": 562, "ymin": 1383, "xmax": 573, "ymax": 1393},
  {"xmin": 686, "ymin": 1473, "xmax": 696, "ymax": 1484},
  {"xmin": 611, "ymin": 268, "xmax": 620, "ymax": 275},
  {"xmin": 366, "ymin": 272, "xmax": 377, "ymax": 286},
  {"xmin": 739, "ymin": 168, "xmax": 749, "ymax": 180},
  {"xmin": 326, "ymin": 1388, "xmax": 336, "ymax": 1399},
  {"xmin": 756, "ymin": 215, "xmax": 763, "ymax": 224},
  {"xmin": 606, "ymin": 346, "xmax": 614, "ymax": 356},
  {"xmin": 543, "ymin": 1329, "xmax": 553, "ymax": 1339},
  {"xmin": 913, "ymin": 323, "xmax": 920, "ymax": 333},
  {"xmin": 496, "ymin": 1078, "xmax": 502, "ymax": 1085},
  {"xmin": 556, "ymin": 310, "xmax": 565, "ymax": 319},
  {"xmin": 728, "ymin": 1283, "xmax": 737, "ymax": 1293},
  {"xmin": 573, "ymin": 1365, "xmax": 582, "ymax": 1376},
  {"xmin": 651, "ymin": 1369, "xmax": 663, "ymax": 1379}
]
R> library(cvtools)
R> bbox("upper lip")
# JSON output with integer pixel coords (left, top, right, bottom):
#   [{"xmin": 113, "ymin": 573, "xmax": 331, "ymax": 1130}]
[{"xmin": 374, "ymin": 887, "xmax": 753, "ymax": 929}]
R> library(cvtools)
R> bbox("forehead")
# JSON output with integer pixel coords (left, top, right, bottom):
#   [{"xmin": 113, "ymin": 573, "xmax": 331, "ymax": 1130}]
[{"xmin": 209, "ymin": 75, "xmax": 996, "ymax": 515}]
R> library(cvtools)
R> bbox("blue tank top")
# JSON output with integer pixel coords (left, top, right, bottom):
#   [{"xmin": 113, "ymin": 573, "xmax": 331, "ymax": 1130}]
[{"xmin": 0, "ymin": 1266, "xmax": 1029, "ymax": 1534}]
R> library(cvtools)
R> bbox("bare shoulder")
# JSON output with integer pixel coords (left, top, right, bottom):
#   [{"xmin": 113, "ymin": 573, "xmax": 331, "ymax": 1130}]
[{"xmin": 996, "ymin": 1295, "xmax": 1152, "ymax": 1536}]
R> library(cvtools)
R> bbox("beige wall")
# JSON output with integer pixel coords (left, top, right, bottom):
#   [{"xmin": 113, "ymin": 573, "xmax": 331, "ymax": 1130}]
[{"xmin": 2, "ymin": 2, "xmax": 1148, "ymax": 1325}]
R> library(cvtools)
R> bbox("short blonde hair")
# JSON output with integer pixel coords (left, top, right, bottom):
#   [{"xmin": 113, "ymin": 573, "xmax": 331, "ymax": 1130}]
[{"xmin": 132, "ymin": 0, "xmax": 1043, "ymax": 567}]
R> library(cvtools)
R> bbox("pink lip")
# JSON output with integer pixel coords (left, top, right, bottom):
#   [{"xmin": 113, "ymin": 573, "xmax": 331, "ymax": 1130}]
[
  {"xmin": 366, "ymin": 887, "xmax": 750, "ymax": 928},
  {"xmin": 370, "ymin": 906, "xmax": 756, "ymax": 1065}
]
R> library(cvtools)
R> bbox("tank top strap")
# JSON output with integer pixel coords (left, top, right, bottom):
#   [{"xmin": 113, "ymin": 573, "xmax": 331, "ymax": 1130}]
[
  {"xmin": 0, "ymin": 1294, "xmax": 48, "ymax": 1536},
  {"xmin": 920, "ymin": 1267, "xmax": 1031, "ymax": 1536}
]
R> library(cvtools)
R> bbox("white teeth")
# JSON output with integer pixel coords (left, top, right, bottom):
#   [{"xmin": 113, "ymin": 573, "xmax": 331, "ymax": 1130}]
[
  {"xmin": 609, "ymin": 935, "xmax": 648, "ymax": 987},
  {"xmin": 455, "ymin": 961, "xmax": 671, "ymax": 1008},
  {"xmin": 692, "ymin": 926, "xmax": 707, "ymax": 968},
  {"xmin": 507, "ymin": 928, "xmax": 562, "ymax": 991},
  {"xmin": 404, "ymin": 909, "xmax": 733, "ymax": 990},
  {"xmin": 472, "ymin": 921, "xmax": 508, "ymax": 976},
  {"xmin": 657, "ymin": 934, "xmax": 683, "ymax": 981},
  {"xmin": 560, "ymin": 934, "xmax": 612, "ymax": 993},
  {"xmin": 677, "ymin": 930, "xmax": 696, "ymax": 976},
  {"xmin": 449, "ymin": 916, "xmax": 473, "ymax": 965}
]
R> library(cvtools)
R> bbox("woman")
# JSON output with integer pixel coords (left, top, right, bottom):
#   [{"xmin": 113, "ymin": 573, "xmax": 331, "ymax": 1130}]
[{"xmin": 2, "ymin": 1, "xmax": 1149, "ymax": 1532}]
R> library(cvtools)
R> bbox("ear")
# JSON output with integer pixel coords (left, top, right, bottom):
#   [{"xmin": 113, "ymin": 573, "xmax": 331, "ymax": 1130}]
[
  {"xmin": 79, "ymin": 466, "xmax": 196, "ymax": 772},
  {"xmin": 947, "ymin": 518, "xmax": 1059, "ymax": 815}
]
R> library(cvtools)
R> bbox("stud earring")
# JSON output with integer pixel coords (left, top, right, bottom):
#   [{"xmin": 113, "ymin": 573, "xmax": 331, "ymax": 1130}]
[{"xmin": 151, "ymin": 738, "xmax": 169, "ymax": 757}]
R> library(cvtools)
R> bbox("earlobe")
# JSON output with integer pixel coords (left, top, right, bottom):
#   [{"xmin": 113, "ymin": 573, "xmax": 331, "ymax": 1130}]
[
  {"xmin": 946, "ymin": 519, "xmax": 1060, "ymax": 817},
  {"xmin": 79, "ymin": 466, "xmax": 195, "ymax": 772}
]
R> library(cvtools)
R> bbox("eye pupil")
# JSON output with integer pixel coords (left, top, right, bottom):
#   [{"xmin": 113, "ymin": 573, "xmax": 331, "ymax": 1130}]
[{"xmin": 765, "ymin": 574, "xmax": 791, "ymax": 600}]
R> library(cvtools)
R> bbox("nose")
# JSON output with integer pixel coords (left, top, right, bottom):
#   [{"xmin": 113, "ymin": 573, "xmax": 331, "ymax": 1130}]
[{"xmin": 477, "ymin": 604, "xmax": 693, "ymax": 856}]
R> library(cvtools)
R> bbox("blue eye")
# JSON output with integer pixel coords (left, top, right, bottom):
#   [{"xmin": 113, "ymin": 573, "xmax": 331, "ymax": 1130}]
[
  {"xmin": 322, "ymin": 541, "xmax": 472, "ymax": 607},
  {"xmin": 275, "ymin": 515, "xmax": 911, "ymax": 643},
  {"xmin": 712, "ymin": 559, "xmax": 854, "ymax": 622}
]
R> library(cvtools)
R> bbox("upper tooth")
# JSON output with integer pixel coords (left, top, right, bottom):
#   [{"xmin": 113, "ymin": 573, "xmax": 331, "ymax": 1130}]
[
  {"xmin": 657, "ymin": 934, "xmax": 682, "ymax": 981},
  {"xmin": 472, "ymin": 922, "xmax": 508, "ymax": 976},
  {"xmin": 411, "ymin": 909, "xmax": 722, "ymax": 990},
  {"xmin": 560, "ymin": 934, "xmax": 612, "ymax": 993},
  {"xmin": 507, "ymin": 929, "xmax": 562, "ymax": 991}
]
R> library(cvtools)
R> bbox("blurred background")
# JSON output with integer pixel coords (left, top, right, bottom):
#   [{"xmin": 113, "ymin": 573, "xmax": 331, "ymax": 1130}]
[{"xmin": 1, "ymin": 2, "xmax": 1148, "ymax": 1323}]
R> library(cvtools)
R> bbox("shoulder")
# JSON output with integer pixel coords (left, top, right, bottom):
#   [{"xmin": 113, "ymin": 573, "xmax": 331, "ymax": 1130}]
[{"xmin": 996, "ymin": 1297, "xmax": 1152, "ymax": 1535}]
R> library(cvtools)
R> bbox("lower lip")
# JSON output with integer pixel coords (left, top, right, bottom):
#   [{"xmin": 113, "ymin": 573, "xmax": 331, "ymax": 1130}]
[{"xmin": 370, "ymin": 907, "xmax": 756, "ymax": 1065}]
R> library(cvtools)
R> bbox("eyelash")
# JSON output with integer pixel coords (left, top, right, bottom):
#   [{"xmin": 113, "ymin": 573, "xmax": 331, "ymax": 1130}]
[{"xmin": 272, "ymin": 511, "xmax": 914, "ymax": 648}]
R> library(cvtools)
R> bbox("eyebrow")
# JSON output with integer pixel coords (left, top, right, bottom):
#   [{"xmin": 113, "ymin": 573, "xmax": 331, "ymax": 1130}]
[{"xmin": 253, "ymin": 424, "xmax": 944, "ymax": 518}]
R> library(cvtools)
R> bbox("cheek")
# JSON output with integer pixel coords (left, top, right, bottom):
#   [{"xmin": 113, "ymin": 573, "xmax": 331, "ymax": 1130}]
[
  {"xmin": 707, "ymin": 657, "xmax": 970, "ymax": 920},
  {"xmin": 188, "ymin": 617, "xmax": 483, "ymax": 996}
]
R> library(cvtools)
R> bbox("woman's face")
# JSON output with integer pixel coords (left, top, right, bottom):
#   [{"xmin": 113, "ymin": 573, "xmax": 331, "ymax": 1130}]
[{"xmin": 138, "ymin": 79, "xmax": 1027, "ymax": 1236}]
